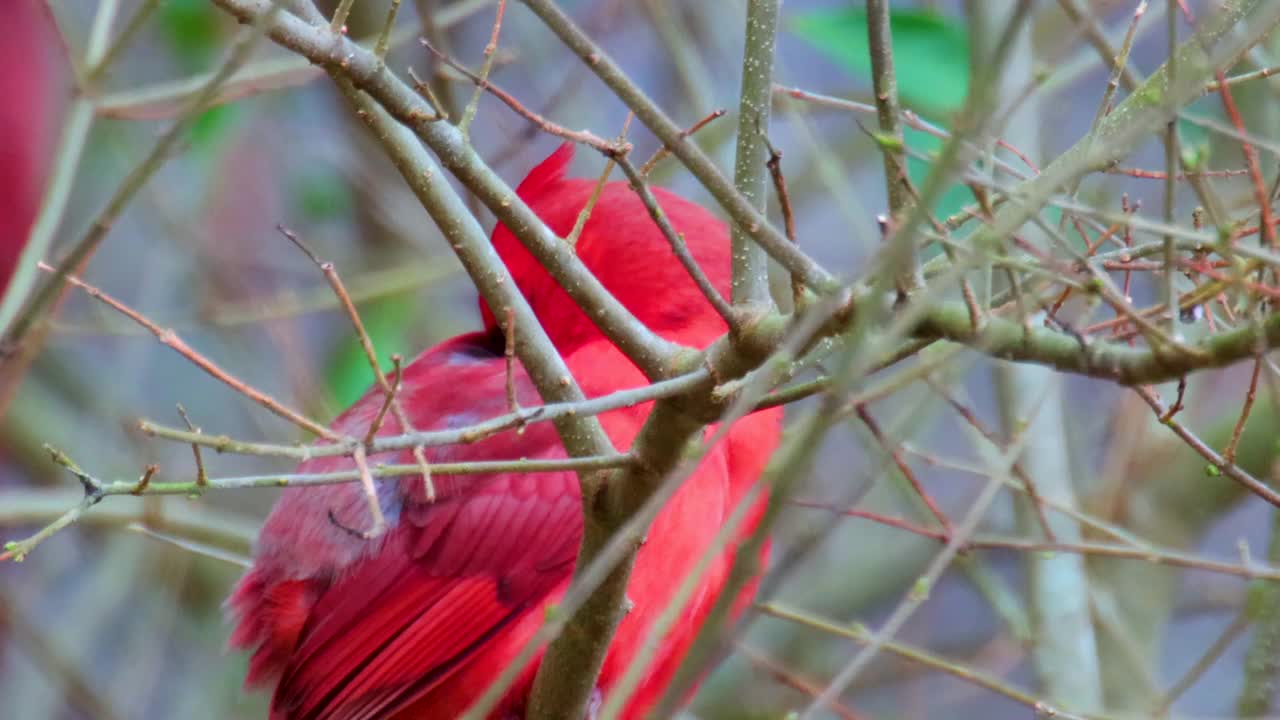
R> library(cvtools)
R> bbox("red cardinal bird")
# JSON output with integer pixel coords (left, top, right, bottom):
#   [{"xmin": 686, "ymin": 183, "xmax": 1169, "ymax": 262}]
[
  {"xmin": 0, "ymin": 0, "xmax": 59, "ymax": 294},
  {"xmin": 227, "ymin": 144, "xmax": 781, "ymax": 719}
]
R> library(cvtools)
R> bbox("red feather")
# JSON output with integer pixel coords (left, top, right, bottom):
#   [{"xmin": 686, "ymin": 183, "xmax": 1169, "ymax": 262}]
[
  {"xmin": 0, "ymin": 0, "xmax": 60, "ymax": 294},
  {"xmin": 228, "ymin": 146, "xmax": 782, "ymax": 719}
]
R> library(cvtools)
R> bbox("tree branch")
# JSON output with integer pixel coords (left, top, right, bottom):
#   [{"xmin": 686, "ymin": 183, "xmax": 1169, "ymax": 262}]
[
  {"xmin": 518, "ymin": 0, "xmax": 837, "ymax": 295},
  {"xmin": 329, "ymin": 76, "xmax": 615, "ymax": 462},
  {"xmin": 865, "ymin": 0, "xmax": 915, "ymax": 296},
  {"xmin": 939, "ymin": 0, "xmax": 1280, "ymax": 274},
  {"xmin": 728, "ymin": 0, "xmax": 780, "ymax": 309},
  {"xmin": 212, "ymin": 0, "xmax": 684, "ymax": 380}
]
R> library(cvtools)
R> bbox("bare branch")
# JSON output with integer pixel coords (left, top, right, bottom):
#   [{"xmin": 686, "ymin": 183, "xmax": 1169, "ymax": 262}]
[
  {"xmin": 45, "ymin": 263, "xmax": 341, "ymax": 441},
  {"xmin": 728, "ymin": 0, "xmax": 781, "ymax": 309}
]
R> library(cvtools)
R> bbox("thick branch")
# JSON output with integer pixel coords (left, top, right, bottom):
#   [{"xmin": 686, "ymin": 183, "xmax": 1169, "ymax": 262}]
[
  {"xmin": 212, "ymin": 0, "xmax": 683, "ymax": 380},
  {"xmin": 526, "ymin": 400, "xmax": 707, "ymax": 720},
  {"xmin": 728, "ymin": 0, "xmax": 780, "ymax": 308},
  {"xmin": 911, "ymin": 299, "xmax": 1280, "ymax": 385},
  {"xmin": 138, "ymin": 368, "xmax": 711, "ymax": 461},
  {"xmin": 330, "ymin": 77, "xmax": 614, "ymax": 461},
  {"xmin": 865, "ymin": 0, "xmax": 915, "ymax": 295},
  {"xmin": 519, "ymin": 0, "xmax": 837, "ymax": 295}
]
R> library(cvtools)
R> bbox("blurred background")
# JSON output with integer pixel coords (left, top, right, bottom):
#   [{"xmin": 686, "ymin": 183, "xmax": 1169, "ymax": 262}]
[{"xmin": 4, "ymin": 0, "xmax": 1280, "ymax": 718}]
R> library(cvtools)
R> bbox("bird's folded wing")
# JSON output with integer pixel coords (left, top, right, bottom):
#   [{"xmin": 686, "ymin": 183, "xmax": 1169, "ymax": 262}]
[
  {"xmin": 257, "ymin": 333, "xmax": 589, "ymax": 719},
  {"xmin": 271, "ymin": 467, "xmax": 581, "ymax": 720}
]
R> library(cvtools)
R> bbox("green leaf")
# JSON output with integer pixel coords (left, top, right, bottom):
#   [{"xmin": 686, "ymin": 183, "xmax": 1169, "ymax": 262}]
[
  {"xmin": 903, "ymin": 125, "xmax": 969, "ymax": 223},
  {"xmin": 292, "ymin": 170, "xmax": 354, "ymax": 223},
  {"xmin": 159, "ymin": 0, "xmax": 224, "ymax": 69},
  {"xmin": 189, "ymin": 104, "xmax": 240, "ymax": 156},
  {"xmin": 789, "ymin": 8, "xmax": 969, "ymax": 118},
  {"xmin": 324, "ymin": 297, "xmax": 415, "ymax": 407},
  {"xmin": 1178, "ymin": 98, "xmax": 1215, "ymax": 169}
]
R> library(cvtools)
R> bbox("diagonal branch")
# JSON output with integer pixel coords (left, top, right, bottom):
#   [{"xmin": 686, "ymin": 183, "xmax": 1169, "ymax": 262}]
[
  {"xmin": 212, "ymin": 0, "xmax": 683, "ymax": 380},
  {"xmin": 330, "ymin": 76, "xmax": 614, "ymax": 459},
  {"xmin": 518, "ymin": 0, "xmax": 837, "ymax": 295}
]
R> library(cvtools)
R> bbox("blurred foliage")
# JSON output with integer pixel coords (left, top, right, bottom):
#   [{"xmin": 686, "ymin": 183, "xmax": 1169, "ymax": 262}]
[
  {"xmin": 5, "ymin": 1, "xmax": 1280, "ymax": 719},
  {"xmin": 189, "ymin": 104, "xmax": 243, "ymax": 157},
  {"xmin": 159, "ymin": 0, "xmax": 226, "ymax": 70},
  {"xmin": 903, "ymin": 125, "xmax": 970, "ymax": 228},
  {"xmin": 789, "ymin": 7, "xmax": 970, "ymax": 229},
  {"xmin": 788, "ymin": 7, "xmax": 969, "ymax": 118},
  {"xmin": 291, "ymin": 167, "xmax": 355, "ymax": 223},
  {"xmin": 323, "ymin": 296, "xmax": 416, "ymax": 407}
]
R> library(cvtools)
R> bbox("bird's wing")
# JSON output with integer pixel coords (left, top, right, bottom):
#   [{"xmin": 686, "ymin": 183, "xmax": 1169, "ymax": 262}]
[
  {"xmin": 231, "ymin": 333, "xmax": 601, "ymax": 720},
  {"xmin": 272, "ymin": 466, "xmax": 581, "ymax": 720}
]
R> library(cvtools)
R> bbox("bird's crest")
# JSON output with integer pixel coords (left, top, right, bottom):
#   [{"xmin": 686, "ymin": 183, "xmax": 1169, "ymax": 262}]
[{"xmin": 515, "ymin": 142, "xmax": 574, "ymax": 202}]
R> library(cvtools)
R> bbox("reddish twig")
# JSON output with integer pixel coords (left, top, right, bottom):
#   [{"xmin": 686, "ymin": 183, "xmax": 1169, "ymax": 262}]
[
  {"xmin": 926, "ymin": 379, "xmax": 1056, "ymax": 543},
  {"xmin": 1134, "ymin": 385, "xmax": 1280, "ymax": 510},
  {"xmin": 1158, "ymin": 376, "xmax": 1188, "ymax": 422},
  {"xmin": 790, "ymin": 500, "xmax": 1280, "ymax": 580},
  {"xmin": 40, "ymin": 262, "xmax": 340, "ymax": 440},
  {"xmin": 421, "ymin": 38, "xmax": 617, "ymax": 153},
  {"xmin": 1223, "ymin": 357, "xmax": 1263, "ymax": 464},
  {"xmin": 1216, "ymin": 69, "xmax": 1275, "ymax": 248},
  {"xmin": 131, "ymin": 464, "xmax": 158, "ymax": 495},
  {"xmin": 854, "ymin": 405, "xmax": 953, "ymax": 537},
  {"xmin": 503, "ymin": 306, "xmax": 520, "ymax": 415},
  {"xmin": 365, "ymin": 355, "xmax": 404, "ymax": 444},
  {"xmin": 638, "ymin": 108, "xmax": 726, "ymax": 176},
  {"xmin": 1107, "ymin": 166, "xmax": 1251, "ymax": 180},
  {"xmin": 175, "ymin": 403, "xmax": 208, "ymax": 488},
  {"xmin": 761, "ymin": 131, "xmax": 802, "ymax": 307},
  {"xmin": 278, "ymin": 225, "xmax": 435, "ymax": 505}
]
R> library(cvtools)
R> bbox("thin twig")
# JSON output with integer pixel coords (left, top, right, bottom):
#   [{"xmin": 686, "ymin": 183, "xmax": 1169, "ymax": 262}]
[
  {"xmin": 421, "ymin": 38, "xmax": 615, "ymax": 152},
  {"xmin": 866, "ymin": 0, "xmax": 915, "ymax": 296},
  {"xmin": 365, "ymin": 355, "xmax": 404, "ymax": 444},
  {"xmin": 503, "ymin": 307, "xmax": 519, "ymax": 415},
  {"xmin": 796, "ymin": 500, "xmax": 1280, "ymax": 581},
  {"xmin": 926, "ymin": 378, "xmax": 1056, "ymax": 542},
  {"xmin": 1205, "ymin": 65, "xmax": 1280, "ymax": 92},
  {"xmin": 137, "ymin": 368, "xmax": 712, "ymax": 461},
  {"xmin": 374, "ymin": 0, "xmax": 403, "ymax": 62},
  {"xmin": 735, "ymin": 641, "xmax": 867, "ymax": 720},
  {"xmin": 1134, "ymin": 384, "xmax": 1280, "ymax": 508},
  {"xmin": 1, "ymin": 453, "xmax": 633, "ymax": 560},
  {"xmin": 278, "ymin": 225, "xmax": 436, "ymax": 500},
  {"xmin": 330, "ymin": 0, "xmax": 356, "ymax": 32},
  {"xmin": 762, "ymin": 603, "xmax": 1092, "ymax": 720},
  {"xmin": 132, "ymin": 464, "xmax": 158, "ymax": 495},
  {"xmin": 1159, "ymin": 375, "xmax": 1189, "ymax": 422},
  {"xmin": 1153, "ymin": 608, "xmax": 1250, "ymax": 715},
  {"xmin": 1217, "ymin": 68, "xmax": 1276, "ymax": 249},
  {"xmin": 1224, "ymin": 356, "xmax": 1263, "ymax": 463},
  {"xmin": 761, "ymin": 132, "xmax": 802, "ymax": 307},
  {"xmin": 565, "ymin": 116, "xmax": 630, "ymax": 246},
  {"xmin": 43, "ymin": 263, "xmax": 340, "ymax": 440},
  {"xmin": 458, "ymin": 0, "xmax": 506, "ymax": 137},
  {"xmin": 638, "ymin": 108, "xmax": 726, "ymax": 176},
  {"xmin": 175, "ymin": 403, "xmax": 208, "ymax": 488},
  {"xmin": 406, "ymin": 65, "xmax": 449, "ymax": 120},
  {"xmin": 350, "ymin": 445, "xmax": 388, "ymax": 538},
  {"xmin": 610, "ymin": 151, "xmax": 738, "ymax": 331},
  {"xmin": 854, "ymin": 405, "xmax": 953, "ymax": 536}
]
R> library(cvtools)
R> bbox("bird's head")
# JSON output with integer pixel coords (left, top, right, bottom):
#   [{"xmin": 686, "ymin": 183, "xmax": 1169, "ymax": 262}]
[{"xmin": 479, "ymin": 143, "xmax": 732, "ymax": 354}]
